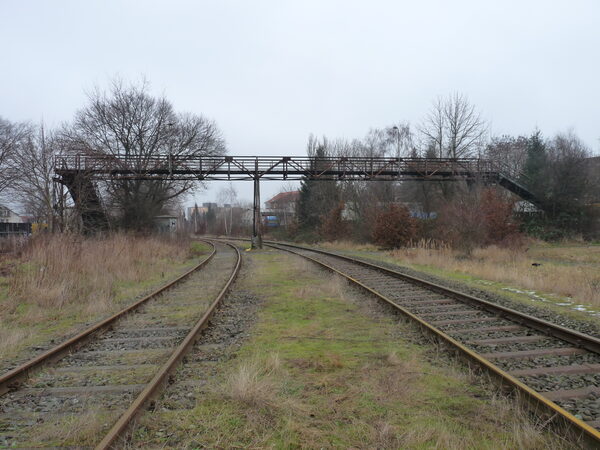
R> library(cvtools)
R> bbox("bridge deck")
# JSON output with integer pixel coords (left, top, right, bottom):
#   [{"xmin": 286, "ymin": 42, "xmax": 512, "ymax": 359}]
[
  {"xmin": 54, "ymin": 154, "xmax": 544, "ymax": 233},
  {"xmin": 55, "ymin": 155, "xmax": 517, "ymax": 182}
]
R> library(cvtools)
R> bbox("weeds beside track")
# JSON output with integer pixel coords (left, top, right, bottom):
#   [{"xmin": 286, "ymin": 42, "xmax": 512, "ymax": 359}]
[
  {"xmin": 0, "ymin": 240, "xmax": 241, "ymax": 449},
  {"xmin": 258, "ymin": 240, "xmax": 600, "ymax": 448}
]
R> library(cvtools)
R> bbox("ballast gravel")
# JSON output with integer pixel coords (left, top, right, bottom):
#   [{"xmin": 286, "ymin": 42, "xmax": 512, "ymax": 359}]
[
  {"xmin": 145, "ymin": 284, "xmax": 261, "ymax": 413},
  {"xmin": 494, "ymin": 353, "xmax": 600, "ymax": 371},
  {"xmin": 337, "ymin": 251, "xmax": 600, "ymax": 338},
  {"xmin": 468, "ymin": 338, "xmax": 571, "ymax": 354},
  {"xmin": 556, "ymin": 394, "xmax": 600, "ymax": 422},
  {"xmin": 520, "ymin": 374, "xmax": 600, "ymax": 392}
]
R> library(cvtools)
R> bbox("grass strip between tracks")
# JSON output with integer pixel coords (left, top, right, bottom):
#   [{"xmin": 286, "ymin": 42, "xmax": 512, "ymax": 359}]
[
  {"xmin": 268, "ymin": 241, "xmax": 600, "ymax": 446},
  {"xmin": 132, "ymin": 250, "xmax": 568, "ymax": 449}
]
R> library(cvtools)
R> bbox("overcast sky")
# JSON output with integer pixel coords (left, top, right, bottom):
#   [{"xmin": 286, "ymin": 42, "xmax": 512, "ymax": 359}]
[{"xmin": 1, "ymin": 0, "xmax": 599, "ymax": 206}]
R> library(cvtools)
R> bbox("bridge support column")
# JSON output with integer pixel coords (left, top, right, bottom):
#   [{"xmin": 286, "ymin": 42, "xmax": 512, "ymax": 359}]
[
  {"xmin": 251, "ymin": 173, "xmax": 262, "ymax": 249},
  {"xmin": 59, "ymin": 173, "xmax": 109, "ymax": 233}
]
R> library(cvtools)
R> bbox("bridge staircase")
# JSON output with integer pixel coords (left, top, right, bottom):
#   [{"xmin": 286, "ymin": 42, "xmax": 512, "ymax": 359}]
[{"xmin": 484, "ymin": 162, "xmax": 544, "ymax": 210}]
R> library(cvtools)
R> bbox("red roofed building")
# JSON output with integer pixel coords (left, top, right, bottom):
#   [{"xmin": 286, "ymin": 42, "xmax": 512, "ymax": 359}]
[{"xmin": 264, "ymin": 191, "xmax": 300, "ymax": 226}]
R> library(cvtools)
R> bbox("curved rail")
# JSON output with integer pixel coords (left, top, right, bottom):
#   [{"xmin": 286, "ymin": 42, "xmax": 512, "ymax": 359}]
[
  {"xmin": 95, "ymin": 240, "xmax": 242, "ymax": 449},
  {"xmin": 0, "ymin": 241, "xmax": 217, "ymax": 396},
  {"xmin": 261, "ymin": 240, "xmax": 600, "ymax": 447},
  {"xmin": 270, "ymin": 241, "xmax": 600, "ymax": 353}
]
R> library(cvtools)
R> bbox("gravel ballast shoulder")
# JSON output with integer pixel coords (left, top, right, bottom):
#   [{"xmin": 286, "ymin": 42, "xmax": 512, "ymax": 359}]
[{"xmin": 333, "ymin": 250, "xmax": 600, "ymax": 338}]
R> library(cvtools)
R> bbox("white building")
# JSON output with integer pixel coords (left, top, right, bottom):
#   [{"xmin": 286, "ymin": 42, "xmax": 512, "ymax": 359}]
[{"xmin": 0, "ymin": 205, "xmax": 25, "ymax": 224}]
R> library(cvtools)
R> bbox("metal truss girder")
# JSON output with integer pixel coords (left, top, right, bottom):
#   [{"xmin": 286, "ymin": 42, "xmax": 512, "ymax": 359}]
[{"xmin": 53, "ymin": 155, "xmax": 533, "ymax": 193}]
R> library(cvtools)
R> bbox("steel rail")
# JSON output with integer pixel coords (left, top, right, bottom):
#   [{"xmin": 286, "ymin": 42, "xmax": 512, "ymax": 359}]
[
  {"xmin": 269, "ymin": 241, "xmax": 600, "ymax": 354},
  {"xmin": 0, "ymin": 241, "xmax": 217, "ymax": 396},
  {"xmin": 95, "ymin": 240, "xmax": 242, "ymax": 449},
  {"xmin": 259, "ymin": 240, "xmax": 600, "ymax": 447}
]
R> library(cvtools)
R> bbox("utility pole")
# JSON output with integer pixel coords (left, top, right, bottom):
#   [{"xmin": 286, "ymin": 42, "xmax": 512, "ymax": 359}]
[{"xmin": 251, "ymin": 159, "xmax": 262, "ymax": 249}]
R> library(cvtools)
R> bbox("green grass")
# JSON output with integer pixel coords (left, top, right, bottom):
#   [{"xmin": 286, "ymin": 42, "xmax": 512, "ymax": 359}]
[
  {"xmin": 134, "ymin": 251, "xmax": 568, "ymax": 449},
  {"xmin": 190, "ymin": 241, "xmax": 213, "ymax": 256}
]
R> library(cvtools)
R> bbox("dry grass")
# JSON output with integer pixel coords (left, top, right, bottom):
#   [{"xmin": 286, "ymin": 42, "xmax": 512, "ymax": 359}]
[
  {"xmin": 387, "ymin": 242, "xmax": 600, "ymax": 306},
  {"xmin": 28, "ymin": 409, "xmax": 112, "ymax": 447},
  {"xmin": 0, "ymin": 233, "xmax": 194, "ymax": 361},
  {"xmin": 485, "ymin": 394, "xmax": 572, "ymax": 449},
  {"xmin": 320, "ymin": 240, "xmax": 379, "ymax": 253},
  {"xmin": 0, "ymin": 327, "xmax": 32, "ymax": 357},
  {"xmin": 293, "ymin": 274, "xmax": 348, "ymax": 304},
  {"xmin": 319, "ymin": 239, "xmax": 600, "ymax": 307},
  {"xmin": 222, "ymin": 353, "xmax": 282, "ymax": 409},
  {"xmin": 372, "ymin": 393, "xmax": 570, "ymax": 449},
  {"xmin": 10, "ymin": 233, "xmax": 190, "ymax": 309},
  {"xmin": 531, "ymin": 244, "xmax": 600, "ymax": 265}
]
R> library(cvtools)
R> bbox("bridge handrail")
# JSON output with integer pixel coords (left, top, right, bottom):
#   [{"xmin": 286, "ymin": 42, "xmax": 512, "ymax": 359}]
[{"xmin": 55, "ymin": 154, "xmax": 502, "ymax": 174}]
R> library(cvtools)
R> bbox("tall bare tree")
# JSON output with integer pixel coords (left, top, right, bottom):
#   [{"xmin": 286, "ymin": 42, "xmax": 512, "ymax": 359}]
[
  {"xmin": 546, "ymin": 131, "xmax": 592, "ymax": 214},
  {"xmin": 10, "ymin": 123, "xmax": 58, "ymax": 225},
  {"xmin": 419, "ymin": 93, "xmax": 487, "ymax": 158},
  {"xmin": 0, "ymin": 116, "xmax": 29, "ymax": 194},
  {"xmin": 217, "ymin": 183, "xmax": 238, "ymax": 235},
  {"xmin": 62, "ymin": 78, "xmax": 226, "ymax": 230},
  {"xmin": 485, "ymin": 134, "xmax": 529, "ymax": 176},
  {"xmin": 387, "ymin": 122, "xmax": 417, "ymax": 158}
]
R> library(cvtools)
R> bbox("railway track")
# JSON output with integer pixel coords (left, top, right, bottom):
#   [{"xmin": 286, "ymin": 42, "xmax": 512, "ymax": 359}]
[
  {"xmin": 0, "ymin": 240, "xmax": 241, "ymax": 449},
  {"xmin": 259, "ymin": 240, "xmax": 600, "ymax": 447}
]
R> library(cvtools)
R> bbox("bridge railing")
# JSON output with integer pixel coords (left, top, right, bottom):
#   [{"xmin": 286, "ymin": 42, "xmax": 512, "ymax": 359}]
[{"xmin": 55, "ymin": 154, "xmax": 512, "ymax": 179}]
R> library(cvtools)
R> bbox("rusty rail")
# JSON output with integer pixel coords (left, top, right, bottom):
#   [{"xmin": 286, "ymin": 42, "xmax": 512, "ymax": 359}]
[
  {"xmin": 95, "ymin": 240, "xmax": 242, "ymax": 449},
  {"xmin": 0, "ymin": 241, "xmax": 217, "ymax": 396},
  {"xmin": 256, "ymin": 239, "xmax": 600, "ymax": 447}
]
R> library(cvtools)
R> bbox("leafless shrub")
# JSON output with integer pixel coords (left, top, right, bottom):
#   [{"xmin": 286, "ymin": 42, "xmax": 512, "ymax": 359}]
[
  {"xmin": 372, "ymin": 204, "xmax": 418, "ymax": 249},
  {"xmin": 434, "ymin": 187, "xmax": 523, "ymax": 254},
  {"xmin": 0, "ymin": 116, "xmax": 29, "ymax": 193}
]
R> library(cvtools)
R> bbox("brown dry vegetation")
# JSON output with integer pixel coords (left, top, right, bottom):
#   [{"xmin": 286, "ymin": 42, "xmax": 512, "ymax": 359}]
[
  {"xmin": 391, "ymin": 242, "xmax": 600, "ymax": 306},
  {"xmin": 10, "ymin": 234, "xmax": 191, "ymax": 309},
  {"xmin": 223, "ymin": 356, "xmax": 279, "ymax": 409},
  {"xmin": 320, "ymin": 240, "xmax": 600, "ymax": 308},
  {"xmin": 0, "ymin": 233, "xmax": 199, "ymax": 362}
]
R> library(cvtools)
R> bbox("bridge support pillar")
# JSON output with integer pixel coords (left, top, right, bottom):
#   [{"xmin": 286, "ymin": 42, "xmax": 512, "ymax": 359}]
[
  {"xmin": 251, "ymin": 174, "xmax": 262, "ymax": 249},
  {"xmin": 59, "ymin": 173, "xmax": 109, "ymax": 233}
]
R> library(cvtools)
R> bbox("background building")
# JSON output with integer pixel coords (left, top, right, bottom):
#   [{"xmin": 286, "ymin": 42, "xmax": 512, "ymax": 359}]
[{"xmin": 264, "ymin": 191, "xmax": 299, "ymax": 226}]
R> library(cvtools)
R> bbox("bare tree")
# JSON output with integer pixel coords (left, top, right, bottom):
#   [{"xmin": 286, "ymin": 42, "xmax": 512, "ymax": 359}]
[
  {"xmin": 279, "ymin": 181, "xmax": 299, "ymax": 193},
  {"xmin": 0, "ymin": 116, "xmax": 29, "ymax": 194},
  {"xmin": 62, "ymin": 78, "xmax": 226, "ymax": 230},
  {"xmin": 331, "ymin": 130, "xmax": 400, "ymax": 240},
  {"xmin": 419, "ymin": 97, "xmax": 445, "ymax": 158},
  {"xmin": 546, "ymin": 131, "xmax": 592, "ymax": 213},
  {"xmin": 387, "ymin": 122, "xmax": 417, "ymax": 158},
  {"xmin": 485, "ymin": 134, "xmax": 529, "ymax": 176},
  {"xmin": 10, "ymin": 123, "xmax": 58, "ymax": 226},
  {"xmin": 298, "ymin": 136, "xmax": 341, "ymax": 233},
  {"xmin": 419, "ymin": 93, "xmax": 487, "ymax": 158},
  {"xmin": 217, "ymin": 183, "xmax": 238, "ymax": 235},
  {"xmin": 361, "ymin": 129, "xmax": 389, "ymax": 158}
]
